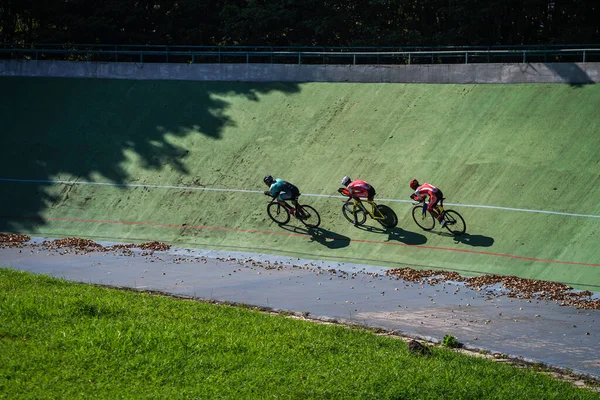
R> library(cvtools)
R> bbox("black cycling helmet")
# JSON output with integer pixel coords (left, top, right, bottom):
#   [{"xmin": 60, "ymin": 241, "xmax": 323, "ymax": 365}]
[{"xmin": 264, "ymin": 175, "xmax": 274, "ymax": 186}]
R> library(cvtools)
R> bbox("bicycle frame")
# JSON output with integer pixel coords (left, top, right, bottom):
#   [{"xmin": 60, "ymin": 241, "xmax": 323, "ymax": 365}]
[
  {"xmin": 269, "ymin": 197, "xmax": 307, "ymax": 218},
  {"xmin": 273, "ymin": 198, "xmax": 292, "ymax": 210},
  {"xmin": 418, "ymin": 201, "xmax": 444, "ymax": 218},
  {"xmin": 411, "ymin": 197, "xmax": 465, "ymax": 235},
  {"xmin": 347, "ymin": 198, "xmax": 385, "ymax": 220}
]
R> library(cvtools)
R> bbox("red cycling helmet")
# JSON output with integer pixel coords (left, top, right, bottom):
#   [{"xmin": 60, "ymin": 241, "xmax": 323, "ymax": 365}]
[{"xmin": 409, "ymin": 179, "xmax": 419, "ymax": 190}]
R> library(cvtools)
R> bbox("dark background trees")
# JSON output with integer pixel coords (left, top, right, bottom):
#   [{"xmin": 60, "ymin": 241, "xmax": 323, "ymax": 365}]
[{"xmin": 1, "ymin": 0, "xmax": 599, "ymax": 46}]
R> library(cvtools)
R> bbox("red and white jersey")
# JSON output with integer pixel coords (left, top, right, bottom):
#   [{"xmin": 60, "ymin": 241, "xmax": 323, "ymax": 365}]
[
  {"xmin": 348, "ymin": 180, "xmax": 372, "ymax": 198},
  {"xmin": 414, "ymin": 183, "xmax": 439, "ymax": 201}
]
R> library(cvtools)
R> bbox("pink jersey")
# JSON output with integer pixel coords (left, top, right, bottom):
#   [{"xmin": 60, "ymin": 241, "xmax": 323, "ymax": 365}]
[
  {"xmin": 348, "ymin": 180, "xmax": 372, "ymax": 198},
  {"xmin": 414, "ymin": 183, "xmax": 442, "ymax": 210},
  {"xmin": 414, "ymin": 183, "xmax": 438, "ymax": 200}
]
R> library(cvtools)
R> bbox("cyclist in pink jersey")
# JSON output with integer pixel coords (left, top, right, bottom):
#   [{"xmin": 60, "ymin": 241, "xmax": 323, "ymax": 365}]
[
  {"xmin": 409, "ymin": 179, "xmax": 446, "ymax": 227},
  {"xmin": 339, "ymin": 176, "xmax": 376, "ymax": 202}
]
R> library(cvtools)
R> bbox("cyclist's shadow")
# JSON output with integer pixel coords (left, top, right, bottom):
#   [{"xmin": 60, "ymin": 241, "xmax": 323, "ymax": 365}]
[
  {"xmin": 429, "ymin": 230, "xmax": 494, "ymax": 247},
  {"xmin": 354, "ymin": 224, "xmax": 427, "ymax": 245},
  {"xmin": 279, "ymin": 225, "xmax": 351, "ymax": 249},
  {"xmin": 452, "ymin": 232, "xmax": 494, "ymax": 247}
]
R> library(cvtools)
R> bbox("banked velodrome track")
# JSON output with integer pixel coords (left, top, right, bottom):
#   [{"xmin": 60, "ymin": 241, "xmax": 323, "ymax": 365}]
[{"xmin": 1, "ymin": 77, "xmax": 599, "ymax": 291}]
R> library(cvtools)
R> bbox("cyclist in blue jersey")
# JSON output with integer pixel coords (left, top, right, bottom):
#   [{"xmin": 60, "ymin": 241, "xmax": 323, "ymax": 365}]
[{"xmin": 263, "ymin": 175, "xmax": 301, "ymax": 215}]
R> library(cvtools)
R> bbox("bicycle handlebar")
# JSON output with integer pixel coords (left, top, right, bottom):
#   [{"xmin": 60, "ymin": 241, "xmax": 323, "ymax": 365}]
[{"xmin": 338, "ymin": 187, "xmax": 364, "ymax": 202}]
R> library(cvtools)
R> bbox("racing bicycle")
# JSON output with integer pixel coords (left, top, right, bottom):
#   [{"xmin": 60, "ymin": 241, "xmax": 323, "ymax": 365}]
[
  {"xmin": 411, "ymin": 198, "xmax": 466, "ymax": 235},
  {"xmin": 339, "ymin": 188, "xmax": 398, "ymax": 228},
  {"xmin": 265, "ymin": 194, "xmax": 321, "ymax": 228}
]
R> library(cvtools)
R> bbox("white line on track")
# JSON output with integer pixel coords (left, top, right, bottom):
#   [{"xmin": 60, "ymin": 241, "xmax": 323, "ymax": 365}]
[{"xmin": 2, "ymin": 177, "xmax": 599, "ymax": 219}]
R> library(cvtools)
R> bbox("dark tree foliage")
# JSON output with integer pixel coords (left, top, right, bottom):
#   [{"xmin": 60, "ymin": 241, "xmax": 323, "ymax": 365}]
[{"xmin": 1, "ymin": 0, "xmax": 599, "ymax": 46}]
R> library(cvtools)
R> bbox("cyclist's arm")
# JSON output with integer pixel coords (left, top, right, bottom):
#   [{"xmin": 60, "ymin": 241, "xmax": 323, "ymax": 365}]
[
  {"xmin": 271, "ymin": 179, "xmax": 293, "ymax": 198},
  {"xmin": 347, "ymin": 183, "xmax": 362, "ymax": 199},
  {"xmin": 347, "ymin": 186, "xmax": 356, "ymax": 198},
  {"xmin": 412, "ymin": 190, "xmax": 426, "ymax": 202},
  {"xmin": 338, "ymin": 187, "xmax": 351, "ymax": 197}
]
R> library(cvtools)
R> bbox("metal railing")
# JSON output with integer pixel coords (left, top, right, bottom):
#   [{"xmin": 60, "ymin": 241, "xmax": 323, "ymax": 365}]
[{"xmin": 1, "ymin": 44, "xmax": 599, "ymax": 65}]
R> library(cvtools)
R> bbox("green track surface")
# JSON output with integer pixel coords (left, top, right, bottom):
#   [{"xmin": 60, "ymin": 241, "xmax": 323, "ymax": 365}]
[{"xmin": 1, "ymin": 77, "xmax": 599, "ymax": 290}]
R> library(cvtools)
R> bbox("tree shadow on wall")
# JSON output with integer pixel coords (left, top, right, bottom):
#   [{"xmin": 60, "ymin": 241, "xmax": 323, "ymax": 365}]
[
  {"xmin": 0, "ymin": 78, "xmax": 300, "ymax": 233},
  {"xmin": 542, "ymin": 63, "xmax": 594, "ymax": 87}
]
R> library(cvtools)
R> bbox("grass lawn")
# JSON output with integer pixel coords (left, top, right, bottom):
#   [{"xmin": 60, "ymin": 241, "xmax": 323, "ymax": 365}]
[{"xmin": 1, "ymin": 268, "xmax": 598, "ymax": 399}]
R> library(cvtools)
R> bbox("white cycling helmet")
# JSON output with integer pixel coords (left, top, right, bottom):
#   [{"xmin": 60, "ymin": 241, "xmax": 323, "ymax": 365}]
[{"xmin": 341, "ymin": 176, "xmax": 351, "ymax": 186}]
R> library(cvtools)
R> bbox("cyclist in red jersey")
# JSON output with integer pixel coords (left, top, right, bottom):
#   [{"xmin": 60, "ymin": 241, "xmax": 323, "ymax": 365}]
[
  {"xmin": 409, "ymin": 179, "xmax": 446, "ymax": 227},
  {"xmin": 339, "ymin": 176, "xmax": 376, "ymax": 202}
]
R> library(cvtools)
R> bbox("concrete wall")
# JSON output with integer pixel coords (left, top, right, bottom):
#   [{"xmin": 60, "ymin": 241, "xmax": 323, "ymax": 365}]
[{"xmin": 1, "ymin": 59, "xmax": 599, "ymax": 83}]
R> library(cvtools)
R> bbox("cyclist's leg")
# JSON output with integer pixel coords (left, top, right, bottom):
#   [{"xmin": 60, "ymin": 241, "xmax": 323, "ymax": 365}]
[
  {"xmin": 291, "ymin": 187, "xmax": 300, "ymax": 208},
  {"xmin": 292, "ymin": 198, "xmax": 304, "ymax": 217},
  {"xmin": 427, "ymin": 195, "xmax": 442, "ymax": 221},
  {"xmin": 434, "ymin": 190, "xmax": 445, "ymax": 219},
  {"xmin": 279, "ymin": 192, "xmax": 295, "ymax": 214},
  {"xmin": 367, "ymin": 187, "xmax": 377, "ymax": 216},
  {"xmin": 278, "ymin": 193, "xmax": 289, "ymax": 206},
  {"xmin": 437, "ymin": 190, "xmax": 444, "ymax": 207},
  {"xmin": 367, "ymin": 187, "xmax": 376, "ymax": 203}
]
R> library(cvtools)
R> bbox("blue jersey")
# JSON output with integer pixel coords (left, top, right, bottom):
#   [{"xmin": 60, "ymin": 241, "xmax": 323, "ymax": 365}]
[{"xmin": 269, "ymin": 179, "xmax": 299, "ymax": 199}]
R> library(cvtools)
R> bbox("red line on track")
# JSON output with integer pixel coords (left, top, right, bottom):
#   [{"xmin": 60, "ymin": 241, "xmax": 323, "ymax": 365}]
[{"xmin": 4, "ymin": 215, "xmax": 600, "ymax": 267}]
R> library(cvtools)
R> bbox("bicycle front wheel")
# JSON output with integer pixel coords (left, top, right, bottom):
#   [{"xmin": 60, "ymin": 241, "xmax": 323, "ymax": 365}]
[
  {"xmin": 342, "ymin": 202, "xmax": 367, "ymax": 225},
  {"xmin": 443, "ymin": 210, "xmax": 466, "ymax": 235},
  {"xmin": 267, "ymin": 202, "xmax": 290, "ymax": 225},
  {"xmin": 412, "ymin": 205, "xmax": 435, "ymax": 231},
  {"xmin": 375, "ymin": 204, "xmax": 398, "ymax": 228},
  {"xmin": 297, "ymin": 205, "xmax": 321, "ymax": 228}
]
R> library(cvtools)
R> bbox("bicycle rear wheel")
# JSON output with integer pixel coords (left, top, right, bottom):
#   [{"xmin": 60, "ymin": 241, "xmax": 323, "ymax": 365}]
[
  {"xmin": 267, "ymin": 202, "xmax": 291, "ymax": 225},
  {"xmin": 375, "ymin": 204, "xmax": 398, "ymax": 228},
  {"xmin": 412, "ymin": 205, "xmax": 435, "ymax": 231},
  {"xmin": 297, "ymin": 205, "xmax": 321, "ymax": 228},
  {"xmin": 342, "ymin": 202, "xmax": 367, "ymax": 225},
  {"xmin": 442, "ymin": 210, "xmax": 466, "ymax": 235}
]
